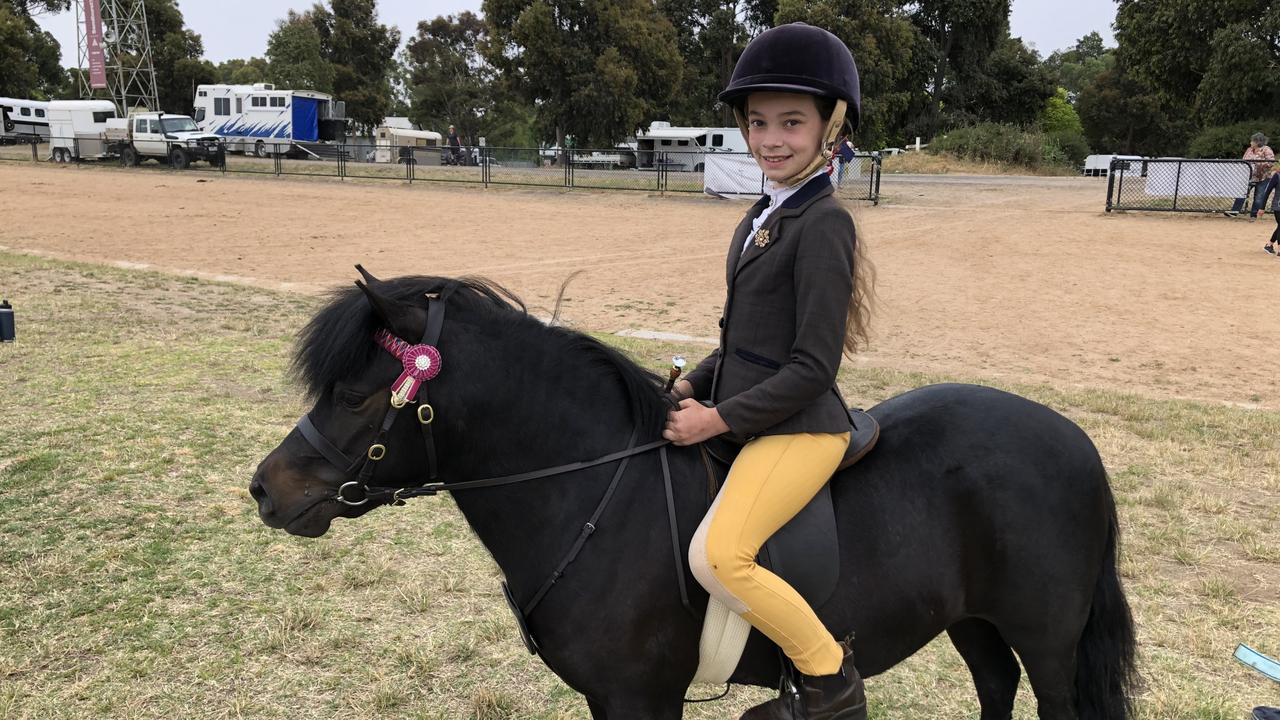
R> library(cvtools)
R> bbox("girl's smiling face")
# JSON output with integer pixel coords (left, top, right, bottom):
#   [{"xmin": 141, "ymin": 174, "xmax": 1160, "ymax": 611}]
[{"xmin": 746, "ymin": 92, "xmax": 824, "ymax": 183}]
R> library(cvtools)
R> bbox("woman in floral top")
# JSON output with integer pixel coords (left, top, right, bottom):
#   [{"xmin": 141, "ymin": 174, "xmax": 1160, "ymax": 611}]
[{"xmin": 1228, "ymin": 132, "xmax": 1275, "ymax": 216}]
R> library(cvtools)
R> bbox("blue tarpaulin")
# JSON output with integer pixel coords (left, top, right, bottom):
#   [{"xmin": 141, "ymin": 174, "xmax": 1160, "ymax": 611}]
[{"xmin": 292, "ymin": 97, "xmax": 319, "ymax": 142}]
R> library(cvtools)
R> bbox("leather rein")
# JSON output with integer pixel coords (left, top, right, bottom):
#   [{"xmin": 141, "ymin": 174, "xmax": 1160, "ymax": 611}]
[{"xmin": 291, "ymin": 286, "xmax": 696, "ymax": 651}]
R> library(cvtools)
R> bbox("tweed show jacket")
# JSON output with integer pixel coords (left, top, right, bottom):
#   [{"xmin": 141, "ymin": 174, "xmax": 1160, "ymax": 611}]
[{"xmin": 684, "ymin": 173, "xmax": 856, "ymax": 441}]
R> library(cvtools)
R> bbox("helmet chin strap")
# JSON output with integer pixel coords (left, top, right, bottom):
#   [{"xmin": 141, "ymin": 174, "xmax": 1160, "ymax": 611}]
[{"xmin": 734, "ymin": 98, "xmax": 848, "ymax": 189}]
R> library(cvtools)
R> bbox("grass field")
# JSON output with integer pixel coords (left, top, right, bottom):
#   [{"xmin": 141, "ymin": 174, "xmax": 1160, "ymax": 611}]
[{"xmin": 1, "ymin": 251, "xmax": 1278, "ymax": 719}]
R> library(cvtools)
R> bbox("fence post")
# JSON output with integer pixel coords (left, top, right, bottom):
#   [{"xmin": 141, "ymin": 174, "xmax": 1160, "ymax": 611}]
[
  {"xmin": 1171, "ymin": 160, "xmax": 1182, "ymax": 211},
  {"xmin": 1115, "ymin": 159, "xmax": 1125, "ymax": 211},
  {"xmin": 873, "ymin": 155, "xmax": 882, "ymax": 205},
  {"xmin": 274, "ymin": 150, "xmax": 282, "ymax": 176},
  {"xmin": 30, "ymin": 140, "xmax": 38, "ymax": 162},
  {"xmin": 1105, "ymin": 159, "xmax": 1116, "ymax": 212}
]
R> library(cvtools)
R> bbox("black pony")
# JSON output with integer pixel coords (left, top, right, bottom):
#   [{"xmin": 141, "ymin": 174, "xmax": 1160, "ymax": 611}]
[{"xmin": 250, "ymin": 273, "xmax": 1137, "ymax": 720}]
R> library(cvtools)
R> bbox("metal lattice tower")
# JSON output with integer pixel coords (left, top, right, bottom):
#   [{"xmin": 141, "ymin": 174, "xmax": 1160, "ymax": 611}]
[{"xmin": 74, "ymin": 0, "xmax": 160, "ymax": 114}]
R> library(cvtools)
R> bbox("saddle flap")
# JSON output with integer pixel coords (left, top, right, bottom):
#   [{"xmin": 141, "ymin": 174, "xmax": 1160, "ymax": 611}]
[
  {"xmin": 760, "ymin": 483, "xmax": 840, "ymax": 609},
  {"xmin": 838, "ymin": 410, "xmax": 880, "ymax": 471},
  {"xmin": 698, "ymin": 409, "xmax": 880, "ymax": 611}
]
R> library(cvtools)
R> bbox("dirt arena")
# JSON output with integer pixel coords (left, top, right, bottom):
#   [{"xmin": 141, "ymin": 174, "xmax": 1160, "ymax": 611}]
[{"xmin": 1, "ymin": 162, "xmax": 1274, "ymax": 409}]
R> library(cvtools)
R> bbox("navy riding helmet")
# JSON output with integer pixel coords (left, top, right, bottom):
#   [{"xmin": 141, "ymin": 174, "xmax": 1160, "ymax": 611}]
[{"xmin": 719, "ymin": 22, "xmax": 862, "ymax": 132}]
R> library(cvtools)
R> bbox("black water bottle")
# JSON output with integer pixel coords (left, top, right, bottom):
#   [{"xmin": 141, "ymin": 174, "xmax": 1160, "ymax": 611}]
[{"xmin": 0, "ymin": 299, "xmax": 14, "ymax": 342}]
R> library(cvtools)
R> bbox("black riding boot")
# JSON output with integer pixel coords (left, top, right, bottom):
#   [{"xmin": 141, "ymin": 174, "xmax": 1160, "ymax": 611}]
[{"xmin": 740, "ymin": 640, "xmax": 867, "ymax": 720}]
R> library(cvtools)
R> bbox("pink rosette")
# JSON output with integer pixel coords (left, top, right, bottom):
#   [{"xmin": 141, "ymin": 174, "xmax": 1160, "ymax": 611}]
[{"xmin": 401, "ymin": 344, "xmax": 443, "ymax": 381}]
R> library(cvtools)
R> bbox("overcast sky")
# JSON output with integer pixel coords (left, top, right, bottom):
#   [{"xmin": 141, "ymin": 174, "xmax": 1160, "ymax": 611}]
[{"xmin": 34, "ymin": 0, "xmax": 1116, "ymax": 68}]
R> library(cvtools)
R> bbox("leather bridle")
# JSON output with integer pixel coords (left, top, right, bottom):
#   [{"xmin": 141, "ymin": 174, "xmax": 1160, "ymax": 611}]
[
  {"xmin": 294, "ymin": 287, "xmax": 452, "ymax": 509},
  {"xmin": 288, "ymin": 285, "xmax": 695, "ymax": 653}
]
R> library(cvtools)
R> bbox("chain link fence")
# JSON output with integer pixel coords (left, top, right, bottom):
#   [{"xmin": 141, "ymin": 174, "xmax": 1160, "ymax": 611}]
[
  {"xmin": 2, "ymin": 137, "xmax": 882, "ymax": 204},
  {"xmin": 1105, "ymin": 157, "xmax": 1270, "ymax": 214}
]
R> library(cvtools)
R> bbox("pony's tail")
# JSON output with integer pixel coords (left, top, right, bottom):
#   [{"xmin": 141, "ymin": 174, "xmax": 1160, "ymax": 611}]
[{"xmin": 1075, "ymin": 483, "xmax": 1138, "ymax": 720}]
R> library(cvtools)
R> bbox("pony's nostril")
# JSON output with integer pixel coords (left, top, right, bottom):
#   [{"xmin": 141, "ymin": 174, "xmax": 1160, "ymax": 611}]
[{"xmin": 249, "ymin": 472, "xmax": 267, "ymax": 502}]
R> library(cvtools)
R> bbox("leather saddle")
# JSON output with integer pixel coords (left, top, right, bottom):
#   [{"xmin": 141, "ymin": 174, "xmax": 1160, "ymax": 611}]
[{"xmin": 700, "ymin": 409, "xmax": 880, "ymax": 609}]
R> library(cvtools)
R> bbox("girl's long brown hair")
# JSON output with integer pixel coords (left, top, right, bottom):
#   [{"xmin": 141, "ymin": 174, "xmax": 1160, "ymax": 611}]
[
  {"xmin": 844, "ymin": 221, "xmax": 875, "ymax": 356},
  {"xmin": 814, "ymin": 97, "xmax": 875, "ymax": 356}
]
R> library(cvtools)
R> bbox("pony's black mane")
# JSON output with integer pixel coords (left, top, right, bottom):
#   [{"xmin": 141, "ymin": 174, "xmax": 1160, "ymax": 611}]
[{"xmin": 292, "ymin": 275, "xmax": 668, "ymax": 430}]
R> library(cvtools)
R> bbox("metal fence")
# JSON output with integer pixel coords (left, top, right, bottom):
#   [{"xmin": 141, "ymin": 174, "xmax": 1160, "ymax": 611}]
[
  {"xmin": 1105, "ymin": 157, "xmax": 1270, "ymax": 214},
  {"xmin": 0, "ymin": 136, "xmax": 882, "ymax": 203}
]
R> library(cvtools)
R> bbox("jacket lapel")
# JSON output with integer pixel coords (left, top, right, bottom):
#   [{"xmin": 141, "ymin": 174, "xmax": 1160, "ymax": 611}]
[
  {"xmin": 727, "ymin": 195, "xmax": 770, "ymax": 283},
  {"xmin": 734, "ymin": 174, "xmax": 834, "ymax": 279}
]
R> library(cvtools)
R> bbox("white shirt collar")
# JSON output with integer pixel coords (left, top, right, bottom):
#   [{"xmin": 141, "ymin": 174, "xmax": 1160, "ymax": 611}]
[
  {"xmin": 744, "ymin": 170, "xmax": 829, "ymax": 254},
  {"xmin": 764, "ymin": 169, "xmax": 827, "ymax": 207}
]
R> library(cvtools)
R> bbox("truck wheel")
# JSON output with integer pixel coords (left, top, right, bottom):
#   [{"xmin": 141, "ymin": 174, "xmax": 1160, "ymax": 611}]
[
  {"xmin": 170, "ymin": 147, "xmax": 189, "ymax": 170},
  {"xmin": 50, "ymin": 148, "xmax": 63, "ymax": 163},
  {"xmin": 254, "ymin": 140, "xmax": 268, "ymax": 158},
  {"xmin": 121, "ymin": 147, "xmax": 138, "ymax": 167}
]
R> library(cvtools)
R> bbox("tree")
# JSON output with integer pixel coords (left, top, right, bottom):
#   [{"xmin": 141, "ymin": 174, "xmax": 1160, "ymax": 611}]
[
  {"xmin": 309, "ymin": 0, "xmax": 400, "ymax": 133},
  {"xmin": 215, "ymin": 57, "xmax": 270, "ymax": 84},
  {"xmin": 265, "ymin": 11, "xmax": 333, "ymax": 92},
  {"xmin": 1042, "ymin": 31, "xmax": 1114, "ymax": 102},
  {"xmin": 1114, "ymin": 0, "xmax": 1276, "ymax": 132},
  {"xmin": 144, "ymin": 0, "xmax": 216, "ymax": 113},
  {"xmin": 1194, "ymin": 16, "xmax": 1280, "ymax": 125},
  {"xmin": 656, "ymin": 0, "xmax": 747, "ymax": 127},
  {"xmin": 405, "ymin": 12, "xmax": 490, "ymax": 145},
  {"xmin": 948, "ymin": 36, "xmax": 1054, "ymax": 127},
  {"xmin": 1076, "ymin": 67, "xmax": 1192, "ymax": 156},
  {"xmin": 908, "ymin": 0, "xmax": 1010, "ymax": 117},
  {"xmin": 483, "ymin": 0, "xmax": 683, "ymax": 148},
  {"xmin": 774, "ymin": 0, "xmax": 931, "ymax": 150},
  {"xmin": 0, "ymin": 0, "xmax": 67, "ymax": 98}
]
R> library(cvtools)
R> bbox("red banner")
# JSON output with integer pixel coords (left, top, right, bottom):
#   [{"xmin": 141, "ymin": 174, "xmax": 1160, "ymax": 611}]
[{"xmin": 83, "ymin": 0, "xmax": 107, "ymax": 89}]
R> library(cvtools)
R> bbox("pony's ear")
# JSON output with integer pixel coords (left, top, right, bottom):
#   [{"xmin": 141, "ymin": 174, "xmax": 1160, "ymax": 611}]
[
  {"xmin": 354, "ymin": 264, "xmax": 380, "ymax": 285},
  {"xmin": 356, "ymin": 280, "xmax": 427, "ymax": 341}
]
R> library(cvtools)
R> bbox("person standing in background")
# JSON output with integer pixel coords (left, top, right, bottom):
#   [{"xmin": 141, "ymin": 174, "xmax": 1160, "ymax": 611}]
[
  {"xmin": 1227, "ymin": 133, "xmax": 1275, "ymax": 217},
  {"xmin": 834, "ymin": 133, "xmax": 857, "ymax": 187},
  {"xmin": 447, "ymin": 124, "xmax": 462, "ymax": 163}
]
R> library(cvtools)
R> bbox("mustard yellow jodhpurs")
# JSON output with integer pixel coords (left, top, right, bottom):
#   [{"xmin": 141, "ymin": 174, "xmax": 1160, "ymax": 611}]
[{"xmin": 688, "ymin": 431, "xmax": 851, "ymax": 676}]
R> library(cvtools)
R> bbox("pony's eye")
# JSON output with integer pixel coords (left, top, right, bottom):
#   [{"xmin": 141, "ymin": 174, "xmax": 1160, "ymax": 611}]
[{"xmin": 340, "ymin": 390, "xmax": 366, "ymax": 409}]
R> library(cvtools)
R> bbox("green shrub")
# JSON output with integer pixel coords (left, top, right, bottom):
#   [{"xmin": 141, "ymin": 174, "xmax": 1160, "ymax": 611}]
[
  {"xmin": 1188, "ymin": 119, "xmax": 1280, "ymax": 158},
  {"xmin": 928, "ymin": 122, "xmax": 1086, "ymax": 169},
  {"xmin": 1048, "ymin": 129, "xmax": 1092, "ymax": 165}
]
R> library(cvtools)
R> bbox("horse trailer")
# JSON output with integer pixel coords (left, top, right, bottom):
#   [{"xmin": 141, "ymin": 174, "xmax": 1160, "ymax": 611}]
[
  {"xmin": 193, "ymin": 83, "xmax": 344, "ymax": 157},
  {"xmin": 0, "ymin": 97, "xmax": 52, "ymax": 143},
  {"xmin": 45, "ymin": 100, "xmax": 119, "ymax": 161},
  {"xmin": 635, "ymin": 121, "xmax": 747, "ymax": 172}
]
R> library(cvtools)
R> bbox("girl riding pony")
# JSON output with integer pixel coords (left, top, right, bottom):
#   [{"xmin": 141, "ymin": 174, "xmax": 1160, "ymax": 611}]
[{"xmin": 663, "ymin": 22, "xmax": 873, "ymax": 720}]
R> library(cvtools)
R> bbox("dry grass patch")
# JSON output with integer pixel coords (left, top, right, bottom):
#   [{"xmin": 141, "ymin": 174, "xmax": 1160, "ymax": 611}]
[{"xmin": 880, "ymin": 151, "xmax": 1078, "ymax": 176}]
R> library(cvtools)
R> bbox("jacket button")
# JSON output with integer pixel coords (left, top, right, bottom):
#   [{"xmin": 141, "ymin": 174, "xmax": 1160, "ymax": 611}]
[{"xmin": 718, "ymin": 317, "xmax": 725, "ymax": 328}]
